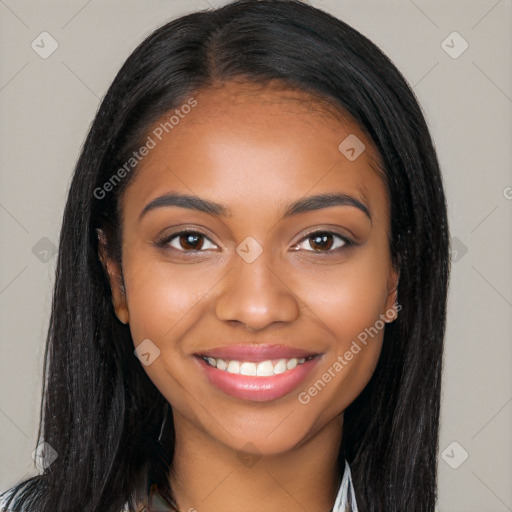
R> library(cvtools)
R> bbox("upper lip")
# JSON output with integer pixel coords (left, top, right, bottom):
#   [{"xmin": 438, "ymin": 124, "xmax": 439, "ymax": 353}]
[{"xmin": 195, "ymin": 344, "xmax": 321, "ymax": 362}]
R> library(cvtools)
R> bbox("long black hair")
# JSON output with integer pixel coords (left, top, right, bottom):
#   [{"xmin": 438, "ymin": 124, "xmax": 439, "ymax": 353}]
[{"xmin": 1, "ymin": 1, "xmax": 450, "ymax": 510}]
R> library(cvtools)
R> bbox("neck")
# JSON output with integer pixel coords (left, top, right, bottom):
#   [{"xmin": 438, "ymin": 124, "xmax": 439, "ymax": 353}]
[{"xmin": 168, "ymin": 412, "xmax": 344, "ymax": 512}]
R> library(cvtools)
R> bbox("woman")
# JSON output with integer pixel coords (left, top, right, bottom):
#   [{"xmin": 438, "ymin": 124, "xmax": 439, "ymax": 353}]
[{"xmin": 0, "ymin": 0, "xmax": 450, "ymax": 510}]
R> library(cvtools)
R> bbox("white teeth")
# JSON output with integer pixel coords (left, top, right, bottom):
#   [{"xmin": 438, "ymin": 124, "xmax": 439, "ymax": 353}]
[
  {"xmin": 240, "ymin": 362, "xmax": 257, "ymax": 376},
  {"xmin": 216, "ymin": 358, "xmax": 228, "ymax": 371},
  {"xmin": 227, "ymin": 360, "xmax": 240, "ymax": 374},
  {"xmin": 203, "ymin": 355, "xmax": 312, "ymax": 375},
  {"xmin": 273, "ymin": 359, "xmax": 287, "ymax": 374},
  {"xmin": 286, "ymin": 358, "xmax": 298, "ymax": 370},
  {"xmin": 256, "ymin": 360, "xmax": 274, "ymax": 376}
]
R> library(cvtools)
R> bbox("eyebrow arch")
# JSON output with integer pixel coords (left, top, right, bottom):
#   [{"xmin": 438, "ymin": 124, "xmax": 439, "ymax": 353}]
[
  {"xmin": 282, "ymin": 192, "xmax": 370, "ymax": 220},
  {"xmin": 139, "ymin": 193, "xmax": 230, "ymax": 221},
  {"xmin": 139, "ymin": 192, "xmax": 371, "ymax": 221}
]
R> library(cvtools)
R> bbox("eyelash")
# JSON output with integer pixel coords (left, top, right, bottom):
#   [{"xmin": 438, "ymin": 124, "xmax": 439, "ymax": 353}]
[{"xmin": 153, "ymin": 229, "xmax": 356, "ymax": 255}]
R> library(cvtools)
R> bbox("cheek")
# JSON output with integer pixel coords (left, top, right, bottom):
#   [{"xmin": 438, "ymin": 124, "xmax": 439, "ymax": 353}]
[
  {"xmin": 122, "ymin": 253, "xmax": 212, "ymax": 346},
  {"xmin": 120, "ymin": 254, "xmax": 213, "ymax": 417},
  {"xmin": 292, "ymin": 250, "xmax": 390, "ymax": 411},
  {"xmin": 297, "ymin": 253, "xmax": 390, "ymax": 346}
]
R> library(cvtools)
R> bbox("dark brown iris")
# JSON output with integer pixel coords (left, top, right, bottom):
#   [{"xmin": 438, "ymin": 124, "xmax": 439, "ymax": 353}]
[
  {"xmin": 179, "ymin": 232, "xmax": 204, "ymax": 251},
  {"xmin": 308, "ymin": 232, "xmax": 334, "ymax": 251}
]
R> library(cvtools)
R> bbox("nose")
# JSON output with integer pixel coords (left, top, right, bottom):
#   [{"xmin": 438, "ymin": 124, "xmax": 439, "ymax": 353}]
[{"xmin": 214, "ymin": 249, "xmax": 300, "ymax": 332}]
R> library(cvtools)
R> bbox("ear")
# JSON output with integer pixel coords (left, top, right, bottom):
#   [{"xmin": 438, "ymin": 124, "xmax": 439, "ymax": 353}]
[
  {"xmin": 97, "ymin": 229, "xmax": 129, "ymax": 324},
  {"xmin": 384, "ymin": 266, "xmax": 400, "ymax": 323}
]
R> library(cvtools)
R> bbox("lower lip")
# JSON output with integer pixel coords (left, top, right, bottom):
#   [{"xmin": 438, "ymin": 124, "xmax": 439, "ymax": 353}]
[{"xmin": 195, "ymin": 356, "xmax": 320, "ymax": 402}]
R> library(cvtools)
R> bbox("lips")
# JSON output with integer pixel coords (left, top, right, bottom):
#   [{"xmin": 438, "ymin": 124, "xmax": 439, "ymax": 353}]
[{"xmin": 194, "ymin": 344, "xmax": 322, "ymax": 402}]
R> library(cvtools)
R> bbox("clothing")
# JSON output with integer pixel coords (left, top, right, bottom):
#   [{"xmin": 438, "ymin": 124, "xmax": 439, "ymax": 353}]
[
  {"xmin": 333, "ymin": 459, "xmax": 359, "ymax": 512},
  {"xmin": 0, "ymin": 460, "xmax": 358, "ymax": 511}
]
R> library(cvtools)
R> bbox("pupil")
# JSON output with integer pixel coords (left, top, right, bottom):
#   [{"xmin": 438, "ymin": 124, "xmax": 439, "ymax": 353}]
[
  {"xmin": 181, "ymin": 233, "xmax": 202, "ymax": 250},
  {"xmin": 311, "ymin": 233, "xmax": 333, "ymax": 251}
]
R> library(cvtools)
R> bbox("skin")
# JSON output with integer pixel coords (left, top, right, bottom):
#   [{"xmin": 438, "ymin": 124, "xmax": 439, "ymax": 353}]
[{"xmin": 101, "ymin": 79, "xmax": 399, "ymax": 512}]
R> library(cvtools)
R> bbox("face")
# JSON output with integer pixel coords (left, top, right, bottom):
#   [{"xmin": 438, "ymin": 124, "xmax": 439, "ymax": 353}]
[{"xmin": 102, "ymin": 80, "xmax": 399, "ymax": 456}]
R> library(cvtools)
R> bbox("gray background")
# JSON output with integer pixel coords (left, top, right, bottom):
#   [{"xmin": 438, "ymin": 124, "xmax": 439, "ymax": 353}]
[{"xmin": 0, "ymin": 1, "xmax": 511, "ymax": 510}]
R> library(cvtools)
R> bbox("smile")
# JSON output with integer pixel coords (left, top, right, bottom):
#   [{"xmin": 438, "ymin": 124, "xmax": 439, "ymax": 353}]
[
  {"xmin": 194, "ymin": 345, "xmax": 321, "ymax": 402},
  {"xmin": 200, "ymin": 356, "xmax": 315, "ymax": 376}
]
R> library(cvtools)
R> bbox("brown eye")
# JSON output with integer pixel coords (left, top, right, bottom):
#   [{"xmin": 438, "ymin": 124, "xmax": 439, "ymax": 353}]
[
  {"xmin": 309, "ymin": 232, "xmax": 334, "ymax": 251},
  {"xmin": 157, "ymin": 231, "xmax": 217, "ymax": 252},
  {"xmin": 294, "ymin": 231, "xmax": 351, "ymax": 253},
  {"xmin": 178, "ymin": 232, "xmax": 204, "ymax": 250}
]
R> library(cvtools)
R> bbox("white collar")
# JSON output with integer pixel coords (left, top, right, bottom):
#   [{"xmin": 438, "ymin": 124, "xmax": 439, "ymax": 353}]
[{"xmin": 332, "ymin": 459, "xmax": 359, "ymax": 511}]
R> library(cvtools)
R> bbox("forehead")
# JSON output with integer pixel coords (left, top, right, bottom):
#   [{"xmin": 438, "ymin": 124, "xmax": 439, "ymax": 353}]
[
  {"xmin": 120, "ymin": 80, "xmax": 388, "ymax": 223},
  {"xmin": 185, "ymin": 79, "xmax": 350, "ymax": 125}
]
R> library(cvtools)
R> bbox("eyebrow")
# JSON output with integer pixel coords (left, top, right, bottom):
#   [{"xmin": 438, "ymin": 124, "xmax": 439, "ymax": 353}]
[{"xmin": 139, "ymin": 191, "xmax": 371, "ymax": 221}]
